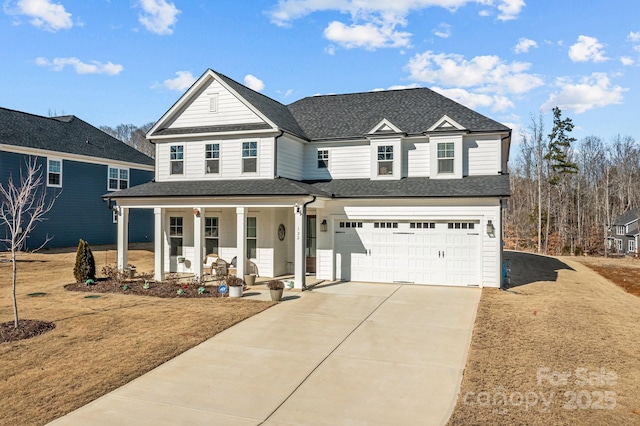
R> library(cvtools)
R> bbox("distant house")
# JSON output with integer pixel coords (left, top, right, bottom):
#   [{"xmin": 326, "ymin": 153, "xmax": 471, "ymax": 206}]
[
  {"xmin": 607, "ymin": 209, "xmax": 640, "ymax": 255},
  {"xmin": 0, "ymin": 107, "xmax": 155, "ymax": 249},
  {"xmin": 108, "ymin": 69, "xmax": 511, "ymax": 289}
]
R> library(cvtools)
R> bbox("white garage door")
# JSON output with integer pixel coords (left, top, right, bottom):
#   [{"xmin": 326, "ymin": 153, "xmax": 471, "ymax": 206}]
[{"xmin": 335, "ymin": 221, "xmax": 480, "ymax": 286}]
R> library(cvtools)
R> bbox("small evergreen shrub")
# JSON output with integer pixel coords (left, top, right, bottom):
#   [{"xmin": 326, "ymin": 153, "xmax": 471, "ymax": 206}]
[{"xmin": 73, "ymin": 239, "xmax": 96, "ymax": 283}]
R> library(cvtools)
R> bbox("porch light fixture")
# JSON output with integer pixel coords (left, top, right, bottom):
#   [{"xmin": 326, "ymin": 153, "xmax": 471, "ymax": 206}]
[
  {"xmin": 486, "ymin": 220, "xmax": 495, "ymax": 238},
  {"xmin": 320, "ymin": 219, "xmax": 328, "ymax": 232},
  {"xmin": 193, "ymin": 208, "xmax": 200, "ymax": 217}
]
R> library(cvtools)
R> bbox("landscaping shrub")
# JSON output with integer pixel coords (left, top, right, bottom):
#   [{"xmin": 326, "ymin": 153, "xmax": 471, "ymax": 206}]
[{"xmin": 73, "ymin": 239, "xmax": 96, "ymax": 283}]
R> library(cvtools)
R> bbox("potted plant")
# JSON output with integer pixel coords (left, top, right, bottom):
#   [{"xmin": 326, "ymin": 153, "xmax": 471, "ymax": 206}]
[
  {"xmin": 227, "ymin": 276, "xmax": 244, "ymax": 298},
  {"xmin": 267, "ymin": 279, "xmax": 284, "ymax": 301}
]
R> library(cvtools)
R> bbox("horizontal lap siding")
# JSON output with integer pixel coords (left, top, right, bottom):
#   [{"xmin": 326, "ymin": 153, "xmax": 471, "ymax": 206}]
[
  {"xmin": 465, "ymin": 136, "xmax": 500, "ymax": 176},
  {"xmin": 169, "ymin": 79, "xmax": 264, "ymax": 128},
  {"xmin": 277, "ymin": 136, "xmax": 304, "ymax": 180},
  {"xmin": 304, "ymin": 144, "xmax": 370, "ymax": 180},
  {"xmin": 405, "ymin": 140, "xmax": 430, "ymax": 177}
]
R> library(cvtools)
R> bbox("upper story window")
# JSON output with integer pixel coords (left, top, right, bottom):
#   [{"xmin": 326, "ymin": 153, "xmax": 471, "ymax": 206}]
[
  {"xmin": 377, "ymin": 146, "xmax": 393, "ymax": 175},
  {"xmin": 47, "ymin": 159, "xmax": 62, "ymax": 187},
  {"xmin": 170, "ymin": 145, "xmax": 184, "ymax": 175},
  {"xmin": 318, "ymin": 149, "xmax": 329, "ymax": 169},
  {"xmin": 616, "ymin": 225, "xmax": 625, "ymax": 235},
  {"xmin": 108, "ymin": 167, "xmax": 129, "ymax": 191},
  {"xmin": 205, "ymin": 143, "xmax": 220, "ymax": 174},
  {"xmin": 242, "ymin": 141, "xmax": 257, "ymax": 173},
  {"xmin": 437, "ymin": 142, "xmax": 454, "ymax": 174}
]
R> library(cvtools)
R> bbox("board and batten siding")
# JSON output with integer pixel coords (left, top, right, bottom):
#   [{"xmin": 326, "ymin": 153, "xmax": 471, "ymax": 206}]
[
  {"xmin": 464, "ymin": 136, "xmax": 501, "ymax": 176},
  {"xmin": 156, "ymin": 137, "xmax": 274, "ymax": 181},
  {"xmin": 276, "ymin": 135, "xmax": 304, "ymax": 180},
  {"xmin": 168, "ymin": 79, "xmax": 265, "ymax": 129}
]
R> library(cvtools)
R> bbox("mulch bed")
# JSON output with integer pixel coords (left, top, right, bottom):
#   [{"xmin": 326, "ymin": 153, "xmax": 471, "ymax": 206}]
[
  {"xmin": 64, "ymin": 277, "xmax": 230, "ymax": 298},
  {"xmin": 1, "ymin": 320, "xmax": 56, "ymax": 343}
]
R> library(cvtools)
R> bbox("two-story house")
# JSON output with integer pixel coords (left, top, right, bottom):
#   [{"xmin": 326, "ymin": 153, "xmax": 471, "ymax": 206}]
[
  {"xmin": 0, "ymin": 107, "xmax": 154, "ymax": 249},
  {"xmin": 107, "ymin": 69, "xmax": 511, "ymax": 289},
  {"xmin": 607, "ymin": 209, "xmax": 639, "ymax": 255}
]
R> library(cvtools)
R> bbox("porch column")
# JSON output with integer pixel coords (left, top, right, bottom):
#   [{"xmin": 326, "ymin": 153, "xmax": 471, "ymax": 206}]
[
  {"xmin": 154, "ymin": 208, "xmax": 164, "ymax": 281},
  {"xmin": 236, "ymin": 207, "xmax": 246, "ymax": 278},
  {"xmin": 193, "ymin": 208, "xmax": 203, "ymax": 279},
  {"xmin": 116, "ymin": 207, "xmax": 128, "ymax": 271},
  {"xmin": 294, "ymin": 203, "xmax": 306, "ymax": 289}
]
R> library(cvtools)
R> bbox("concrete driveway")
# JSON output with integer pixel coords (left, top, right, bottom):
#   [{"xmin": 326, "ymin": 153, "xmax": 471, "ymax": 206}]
[{"xmin": 49, "ymin": 282, "xmax": 480, "ymax": 426}]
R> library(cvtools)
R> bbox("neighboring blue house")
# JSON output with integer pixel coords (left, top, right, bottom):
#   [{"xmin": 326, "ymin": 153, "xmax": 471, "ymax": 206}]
[{"xmin": 0, "ymin": 107, "xmax": 154, "ymax": 249}]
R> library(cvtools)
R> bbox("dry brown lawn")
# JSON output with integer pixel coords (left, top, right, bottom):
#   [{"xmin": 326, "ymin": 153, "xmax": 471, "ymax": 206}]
[
  {"xmin": 0, "ymin": 244, "xmax": 275, "ymax": 426},
  {"xmin": 447, "ymin": 251, "xmax": 640, "ymax": 425}
]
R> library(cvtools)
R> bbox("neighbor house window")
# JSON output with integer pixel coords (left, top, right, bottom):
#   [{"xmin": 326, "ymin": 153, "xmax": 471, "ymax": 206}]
[
  {"xmin": 205, "ymin": 217, "xmax": 219, "ymax": 254},
  {"xmin": 242, "ymin": 142, "xmax": 257, "ymax": 173},
  {"xmin": 616, "ymin": 239, "xmax": 622, "ymax": 251},
  {"xmin": 108, "ymin": 167, "xmax": 129, "ymax": 190},
  {"xmin": 437, "ymin": 142, "xmax": 454, "ymax": 174},
  {"xmin": 169, "ymin": 217, "xmax": 183, "ymax": 256},
  {"xmin": 47, "ymin": 159, "xmax": 62, "ymax": 187},
  {"xmin": 317, "ymin": 149, "xmax": 329, "ymax": 169},
  {"xmin": 170, "ymin": 145, "xmax": 184, "ymax": 175},
  {"xmin": 616, "ymin": 225, "xmax": 625, "ymax": 235},
  {"xmin": 377, "ymin": 145, "xmax": 393, "ymax": 175},
  {"xmin": 629, "ymin": 239, "xmax": 636, "ymax": 253},
  {"xmin": 246, "ymin": 217, "xmax": 257, "ymax": 259},
  {"xmin": 205, "ymin": 143, "xmax": 220, "ymax": 174}
]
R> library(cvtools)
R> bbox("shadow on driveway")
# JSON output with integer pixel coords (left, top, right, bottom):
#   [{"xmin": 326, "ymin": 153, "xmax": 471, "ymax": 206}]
[{"xmin": 504, "ymin": 251, "xmax": 575, "ymax": 288}]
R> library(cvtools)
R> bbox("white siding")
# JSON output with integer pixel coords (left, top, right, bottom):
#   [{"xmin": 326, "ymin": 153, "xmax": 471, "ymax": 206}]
[
  {"xmin": 316, "ymin": 249, "xmax": 334, "ymax": 280},
  {"xmin": 303, "ymin": 143, "xmax": 370, "ymax": 180},
  {"xmin": 277, "ymin": 136, "xmax": 304, "ymax": 180},
  {"xmin": 168, "ymin": 79, "xmax": 265, "ymax": 129},
  {"xmin": 464, "ymin": 136, "xmax": 500, "ymax": 176},
  {"xmin": 405, "ymin": 139, "xmax": 430, "ymax": 178}
]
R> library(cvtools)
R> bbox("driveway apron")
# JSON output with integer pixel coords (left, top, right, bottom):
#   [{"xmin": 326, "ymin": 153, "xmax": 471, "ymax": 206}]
[{"xmin": 48, "ymin": 282, "xmax": 481, "ymax": 426}]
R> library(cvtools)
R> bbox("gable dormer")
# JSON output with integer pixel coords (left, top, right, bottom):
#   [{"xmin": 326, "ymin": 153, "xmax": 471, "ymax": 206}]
[
  {"xmin": 427, "ymin": 115, "xmax": 467, "ymax": 180},
  {"xmin": 427, "ymin": 115, "xmax": 467, "ymax": 133},
  {"xmin": 367, "ymin": 119, "xmax": 404, "ymax": 181},
  {"xmin": 368, "ymin": 118, "xmax": 404, "ymax": 135}
]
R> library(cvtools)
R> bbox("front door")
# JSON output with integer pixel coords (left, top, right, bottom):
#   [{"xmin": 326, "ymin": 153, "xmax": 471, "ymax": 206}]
[{"xmin": 306, "ymin": 215, "xmax": 316, "ymax": 273}]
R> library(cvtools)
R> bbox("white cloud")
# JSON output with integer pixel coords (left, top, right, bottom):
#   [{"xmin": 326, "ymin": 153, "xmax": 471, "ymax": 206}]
[
  {"xmin": 620, "ymin": 56, "xmax": 634, "ymax": 66},
  {"xmin": 244, "ymin": 74, "xmax": 265, "ymax": 92},
  {"xmin": 137, "ymin": 0, "xmax": 180, "ymax": 35},
  {"xmin": 432, "ymin": 22, "xmax": 451, "ymax": 39},
  {"xmin": 159, "ymin": 71, "xmax": 196, "ymax": 91},
  {"xmin": 433, "ymin": 87, "xmax": 514, "ymax": 112},
  {"xmin": 371, "ymin": 83, "xmax": 421, "ymax": 91},
  {"xmin": 407, "ymin": 51, "xmax": 543, "ymax": 94},
  {"xmin": 628, "ymin": 31, "xmax": 640, "ymax": 43},
  {"xmin": 514, "ymin": 37, "xmax": 537, "ymax": 54},
  {"xmin": 324, "ymin": 20, "xmax": 411, "ymax": 50},
  {"xmin": 267, "ymin": 1, "xmax": 525, "ymax": 50},
  {"xmin": 35, "ymin": 57, "xmax": 123, "ymax": 75},
  {"xmin": 5, "ymin": 0, "xmax": 73, "ymax": 31},
  {"xmin": 568, "ymin": 35, "xmax": 608, "ymax": 63},
  {"xmin": 542, "ymin": 73, "xmax": 627, "ymax": 114}
]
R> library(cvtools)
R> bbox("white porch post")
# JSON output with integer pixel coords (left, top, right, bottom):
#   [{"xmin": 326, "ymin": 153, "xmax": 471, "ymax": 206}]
[
  {"xmin": 154, "ymin": 207, "xmax": 164, "ymax": 282},
  {"xmin": 116, "ymin": 207, "xmax": 129, "ymax": 271},
  {"xmin": 236, "ymin": 207, "xmax": 246, "ymax": 278},
  {"xmin": 193, "ymin": 208, "xmax": 203, "ymax": 279},
  {"xmin": 294, "ymin": 203, "xmax": 306, "ymax": 290}
]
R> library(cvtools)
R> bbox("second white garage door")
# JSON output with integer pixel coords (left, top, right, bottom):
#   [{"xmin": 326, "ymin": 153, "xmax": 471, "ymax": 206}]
[{"xmin": 335, "ymin": 221, "xmax": 480, "ymax": 286}]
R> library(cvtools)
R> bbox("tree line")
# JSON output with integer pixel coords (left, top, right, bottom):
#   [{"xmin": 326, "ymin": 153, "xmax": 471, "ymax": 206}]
[
  {"xmin": 505, "ymin": 108, "xmax": 640, "ymax": 255},
  {"xmin": 100, "ymin": 122, "xmax": 155, "ymax": 158}
]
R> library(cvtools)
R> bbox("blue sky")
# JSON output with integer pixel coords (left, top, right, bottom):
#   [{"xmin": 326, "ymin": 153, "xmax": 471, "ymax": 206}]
[{"xmin": 2, "ymin": 0, "xmax": 639, "ymax": 146}]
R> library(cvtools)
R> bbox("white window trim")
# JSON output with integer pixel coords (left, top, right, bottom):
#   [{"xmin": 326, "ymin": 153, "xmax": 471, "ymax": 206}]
[
  {"xmin": 208, "ymin": 93, "xmax": 219, "ymax": 113},
  {"xmin": 205, "ymin": 143, "xmax": 221, "ymax": 175},
  {"xmin": 377, "ymin": 145, "xmax": 394, "ymax": 176},
  {"xmin": 47, "ymin": 158, "xmax": 62, "ymax": 188},
  {"xmin": 246, "ymin": 216, "xmax": 257, "ymax": 259},
  {"xmin": 370, "ymin": 139, "xmax": 401, "ymax": 180},
  {"xmin": 242, "ymin": 141, "xmax": 258, "ymax": 174},
  {"xmin": 170, "ymin": 145, "xmax": 184, "ymax": 175},
  {"xmin": 437, "ymin": 142, "xmax": 455, "ymax": 174},
  {"xmin": 317, "ymin": 149, "xmax": 329, "ymax": 169},
  {"xmin": 616, "ymin": 225, "xmax": 625, "ymax": 235},
  {"xmin": 429, "ymin": 134, "xmax": 463, "ymax": 179},
  {"xmin": 629, "ymin": 239, "xmax": 636, "ymax": 253},
  {"xmin": 107, "ymin": 166, "xmax": 130, "ymax": 191}
]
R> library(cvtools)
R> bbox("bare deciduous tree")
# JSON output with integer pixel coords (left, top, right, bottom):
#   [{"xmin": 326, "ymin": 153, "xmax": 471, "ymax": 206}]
[{"xmin": 0, "ymin": 158, "xmax": 60, "ymax": 328}]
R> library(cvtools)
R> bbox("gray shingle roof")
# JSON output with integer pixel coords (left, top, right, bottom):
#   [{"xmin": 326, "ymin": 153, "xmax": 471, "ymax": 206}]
[
  {"xmin": 153, "ymin": 122, "xmax": 271, "ymax": 136},
  {"xmin": 613, "ymin": 208, "xmax": 640, "ymax": 226},
  {"xmin": 0, "ymin": 107, "xmax": 154, "ymax": 166},
  {"xmin": 105, "ymin": 175, "xmax": 510, "ymax": 199}
]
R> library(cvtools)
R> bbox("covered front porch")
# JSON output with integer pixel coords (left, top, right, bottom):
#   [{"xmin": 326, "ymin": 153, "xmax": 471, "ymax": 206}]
[{"xmin": 114, "ymin": 196, "xmax": 322, "ymax": 290}]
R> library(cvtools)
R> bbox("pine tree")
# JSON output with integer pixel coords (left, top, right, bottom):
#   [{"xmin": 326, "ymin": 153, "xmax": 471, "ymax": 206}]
[
  {"xmin": 546, "ymin": 106, "xmax": 579, "ymax": 184},
  {"xmin": 73, "ymin": 239, "xmax": 96, "ymax": 282}
]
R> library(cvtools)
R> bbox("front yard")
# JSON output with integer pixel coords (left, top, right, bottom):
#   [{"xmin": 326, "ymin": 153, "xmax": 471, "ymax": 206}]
[
  {"xmin": 447, "ymin": 251, "xmax": 640, "ymax": 425},
  {"xmin": 0, "ymin": 244, "xmax": 275, "ymax": 426}
]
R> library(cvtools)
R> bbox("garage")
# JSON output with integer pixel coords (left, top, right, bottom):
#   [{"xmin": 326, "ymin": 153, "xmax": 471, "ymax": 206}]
[{"xmin": 334, "ymin": 220, "xmax": 480, "ymax": 286}]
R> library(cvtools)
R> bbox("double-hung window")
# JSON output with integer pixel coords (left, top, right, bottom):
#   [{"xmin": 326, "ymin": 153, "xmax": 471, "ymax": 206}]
[
  {"xmin": 629, "ymin": 239, "xmax": 636, "ymax": 253},
  {"xmin": 47, "ymin": 159, "xmax": 62, "ymax": 187},
  {"xmin": 242, "ymin": 142, "xmax": 257, "ymax": 173},
  {"xmin": 170, "ymin": 145, "xmax": 184, "ymax": 175},
  {"xmin": 205, "ymin": 217, "xmax": 219, "ymax": 254},
  {"xmin": 317, "ymin": 149, "xmax": 329, "ymax": 169},
  {"xmin": 246, "ymin": 217, "xmax": 257, "ymax": 259},
  {"xmin": 205, "ymin": 143, "xmax": 220, "ymax": 174},
  {"xmin": 169, "ymin": 217, "xmax": 183, "ymax": 256},
  {"xmin": 377, "ymin": 146, "xmax": 393, "ymax": 175},
  {"xmin": 616, "ymin": 225, "xmax": 625, "ymax": 235},
  {"xmin": 108, "ymin": 167, "xmax": 129, "ymax": 190},
  {"xmin": 437, "ymin": 142, "xmax": 454, "ymax": 174}
]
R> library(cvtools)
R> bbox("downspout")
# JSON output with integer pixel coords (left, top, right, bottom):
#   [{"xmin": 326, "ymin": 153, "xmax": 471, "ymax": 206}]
[{"xmin": 273, "ymin": 130, "xmax": 284, "ymax": 178}]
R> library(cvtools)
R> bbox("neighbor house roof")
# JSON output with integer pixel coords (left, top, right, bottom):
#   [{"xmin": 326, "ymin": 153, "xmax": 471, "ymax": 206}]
[
  {"xmin": 105, "ymin": 175, "xmax": 510, "ymax": 200},
  {"xmin": 0, "ymin": 107, "xmax": 154, "ymax": 166},
  {"xmin": 612, "ymin": 208, "xmax": 640, "ymax": 226}
]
